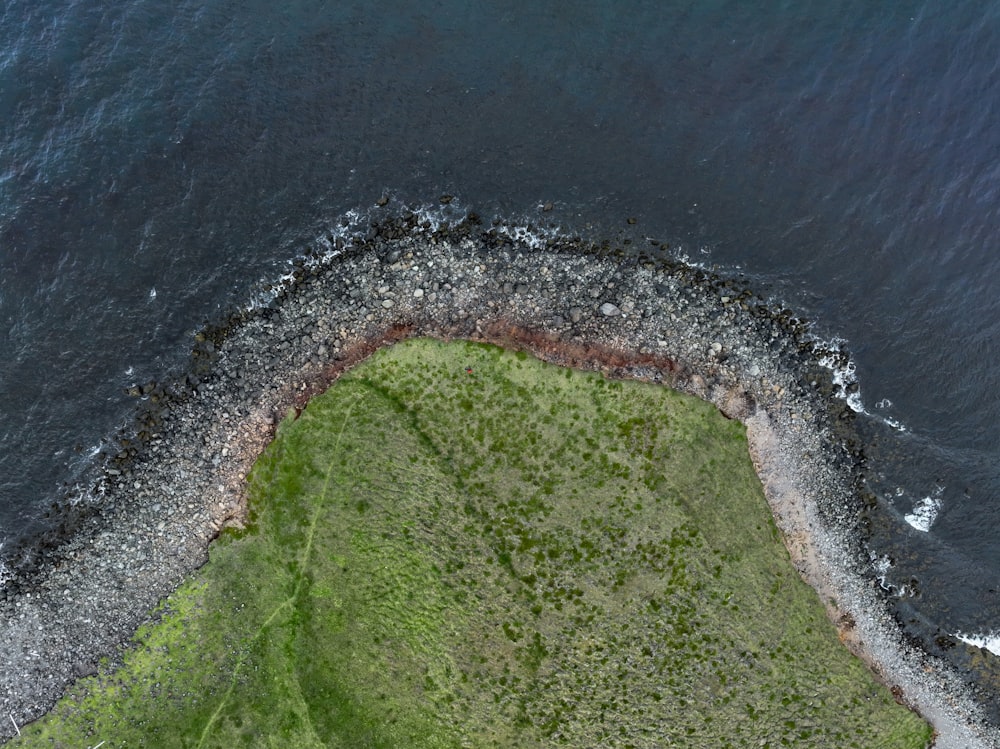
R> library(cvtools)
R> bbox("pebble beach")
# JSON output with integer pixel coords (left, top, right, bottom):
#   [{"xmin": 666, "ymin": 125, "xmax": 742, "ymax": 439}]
[{"xmin": 0, "ymin": 214, "xmax": 996, "ymax": 747}]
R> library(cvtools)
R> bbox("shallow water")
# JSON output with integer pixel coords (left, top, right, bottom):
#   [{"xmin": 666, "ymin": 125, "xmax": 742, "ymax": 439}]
[{"xmin": 2, "ymin": 0, "xmax": 1000, "ymax": 690}]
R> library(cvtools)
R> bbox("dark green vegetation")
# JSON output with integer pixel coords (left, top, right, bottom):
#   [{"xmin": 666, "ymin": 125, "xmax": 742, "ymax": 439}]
[{"xmin": 14, "ymin": 339, "xmax": 931, "ymax": 747}]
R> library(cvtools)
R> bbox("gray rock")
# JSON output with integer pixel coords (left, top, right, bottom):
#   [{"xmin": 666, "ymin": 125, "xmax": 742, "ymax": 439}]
[{"xmin": 599, "ymin": 302, "xmax": 621, "ymax": 317}]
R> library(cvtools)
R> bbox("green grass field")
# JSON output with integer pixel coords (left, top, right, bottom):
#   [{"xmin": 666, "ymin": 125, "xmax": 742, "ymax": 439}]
[{"xmin": 12, "ymin": 339, "xmax": 932, "ymax": 747}]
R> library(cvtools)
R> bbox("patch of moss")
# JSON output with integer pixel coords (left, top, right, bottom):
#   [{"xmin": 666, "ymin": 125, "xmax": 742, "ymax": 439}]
[{"xmin": 11, "ymin": 339, "xmax": 932, "ymax": 747}]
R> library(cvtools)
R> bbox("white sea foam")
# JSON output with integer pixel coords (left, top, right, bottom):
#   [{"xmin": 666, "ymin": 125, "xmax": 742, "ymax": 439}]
[
  {"xmin": 903, "ymin": 488, "xmax": 943, "ymax": 533},
  {"xmin": 813, "ymin": 336, "xmax": 907, "ymax": 432},
  {"xmin": 870, "ymin": 552, "xmax": 911, "ymax": 597},
  {"xmin": 247, "ymin": 199, "xmax": 481, "ymax": 312},
  {"xmin": 245, "ymin": 214, "xmax": 361, "ymax": 311},
  {"xmin": 671, "ymin": 248, "xmax": 711, "ymax": 270},
  {"xmin": 493, "ymin": 221, "xmax": 559, "ymax": 250},
  {"xmin": 954, "ymin": 632, "xmax": 1000, "ymax": 657},
  {"xmin": 409, "ymin": 201, "xmax": 468, "ymax": 233}
]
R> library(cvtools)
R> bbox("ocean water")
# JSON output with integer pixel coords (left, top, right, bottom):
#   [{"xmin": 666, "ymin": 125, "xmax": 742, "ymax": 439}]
[{"xmin": 2, "ymin": 0, "xmax": 1000, "ymax": 691}]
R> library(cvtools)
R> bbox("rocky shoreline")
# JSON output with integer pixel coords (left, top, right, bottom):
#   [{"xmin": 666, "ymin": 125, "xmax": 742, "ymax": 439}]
[{"xmin": 0, "ymin": 213, "xmax": 997, "ymax": 746}]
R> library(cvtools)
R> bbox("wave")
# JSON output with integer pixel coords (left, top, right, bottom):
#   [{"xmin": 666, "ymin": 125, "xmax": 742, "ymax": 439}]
[
  {"xmin": 811, "ymin": 336, "xmax": 908, "ymax": 432},
  {"xmin": 903, "ymin": 487, "xmax": 944, "ymax": 533},
  {"xmin": 957, "ymin": 632, "xmax": 1000, "ymax": 658}
]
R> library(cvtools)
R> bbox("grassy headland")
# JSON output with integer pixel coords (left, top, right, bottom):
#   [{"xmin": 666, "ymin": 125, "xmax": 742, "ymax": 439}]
[{"xmin": 12, "ymin": 339, "xmax": 931, "ymax": 747}]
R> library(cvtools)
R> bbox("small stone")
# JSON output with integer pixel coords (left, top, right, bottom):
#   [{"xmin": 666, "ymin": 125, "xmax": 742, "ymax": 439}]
[
  {"xmin": 569, "ymin": 307, "xmax": 583, "ymax": 323},
  {"xmin": 381, "ymin": 299, "xmax": 394, "ymax": 309},
  {"xmin": 413, "ymin": 288, "xmax": 424, "ymax": 298},
  {"xmin": 599, "ymin": 302, "xmax": 621, "ymax": 317}
]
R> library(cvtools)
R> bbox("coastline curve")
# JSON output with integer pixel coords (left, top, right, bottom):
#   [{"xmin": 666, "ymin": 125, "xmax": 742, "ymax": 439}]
[{"xmin": 0, "ymin": 212, "xmax": 996, "ymax": 746}]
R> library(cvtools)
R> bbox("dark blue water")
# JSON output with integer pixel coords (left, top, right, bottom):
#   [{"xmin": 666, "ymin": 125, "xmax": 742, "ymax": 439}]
[{"xmin": 3, "ymin": 0, "xmax": 1000, "ymax": 670}]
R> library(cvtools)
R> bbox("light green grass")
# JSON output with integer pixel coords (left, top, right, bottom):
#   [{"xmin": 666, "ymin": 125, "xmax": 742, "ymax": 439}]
[{"xmin": 12, "ymin": 339, "xmax": 932, "ymax": 747}]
